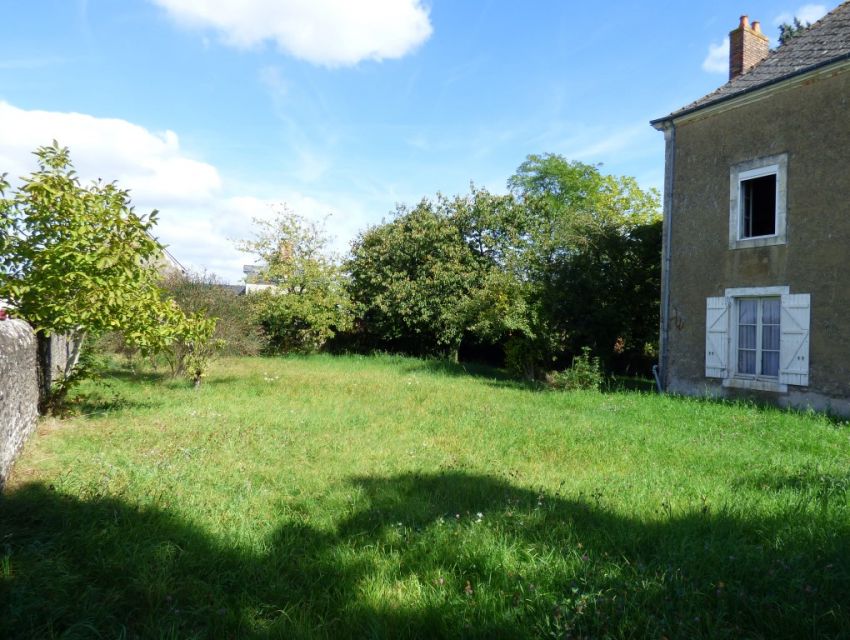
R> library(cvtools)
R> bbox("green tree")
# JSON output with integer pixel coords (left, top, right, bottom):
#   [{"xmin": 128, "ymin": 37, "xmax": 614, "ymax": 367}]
[
  {"xmin": 0, "ymin": 142, "xmax": 201, "ymax": 409},
  {"xmin": 238, "ymin": 208, "xmax": 352, "ymax": 353},
  {"xmin": 507, "ymin": 154, "xmax": 661, "ymax": 376},
  {"xmin": 778, "ymin": 18, "xmax": 810, "ymax": 46},
  {"xmin": 348, "ymin": 190, "xmax": 530, "ymax": 362},
  {"xmin": 545, "ymin": 219, "xmax": 662, "ymax": 372}
]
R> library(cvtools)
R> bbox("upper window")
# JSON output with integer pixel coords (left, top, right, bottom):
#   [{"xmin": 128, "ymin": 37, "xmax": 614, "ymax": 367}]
[
  {"xmin": 729, "ymin": 154, "xmax": 787, "ymax": 249},
  {"xmin": 739, "ymin": 167, "xmax": 777, "ymax": 238}
]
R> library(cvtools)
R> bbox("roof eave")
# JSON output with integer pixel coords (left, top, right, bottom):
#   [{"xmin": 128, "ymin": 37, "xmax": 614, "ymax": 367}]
[{"xmin": 649, "ymin": 51, "xmax": 850, "ymax": 129}]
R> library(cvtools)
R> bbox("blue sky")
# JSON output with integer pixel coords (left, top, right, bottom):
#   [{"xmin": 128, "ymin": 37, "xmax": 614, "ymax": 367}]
[{"xmin": 0, "ymin": 1, "xmax": 836, "ymax": 282}]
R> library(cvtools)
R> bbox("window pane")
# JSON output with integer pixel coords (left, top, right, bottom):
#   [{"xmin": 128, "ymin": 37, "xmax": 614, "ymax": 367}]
[
  {"xmin": 740, "ymin": 175, "xmax": 776, "ymax": 238},
  {"xmin": 738, "ymin": 349, "xmax": 756, "ymax": 374},
  {"xmin": 763, "ymin": 298, "xmax": 780, "ymax": 324},
  {"xmin": 739, "ymin": 299, "xmax": 757, "ymax": 324},
  {"xmin": 762, "ymin": 325, "xmax": 780, "ymax": 351},
  {"xmin": 762, "ymin": 350, "xmax": 780, "ymax": 377},
  {"xmin": 739, "ymin": 325, "xmax": 756, "ymax": 349}
]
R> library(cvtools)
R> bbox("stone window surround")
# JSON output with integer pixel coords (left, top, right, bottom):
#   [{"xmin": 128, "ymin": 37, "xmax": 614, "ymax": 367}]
[{"xmin": 728, "ymin": 153, "xmax": 788, "ymax": 250}]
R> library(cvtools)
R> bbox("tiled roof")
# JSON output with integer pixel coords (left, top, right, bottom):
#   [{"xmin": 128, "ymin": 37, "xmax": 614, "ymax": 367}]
[{"xmin": 652, "ymin": 1, "xmax": 850, "ymax": 124}]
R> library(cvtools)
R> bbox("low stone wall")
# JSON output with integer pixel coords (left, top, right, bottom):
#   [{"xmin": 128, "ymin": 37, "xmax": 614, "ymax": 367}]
[
  {"xmin": 0, "ymin": 319, "xmax": 38, "ymax": 490},
  {"xmin": 37, "ymin": 332, "xmax": 72, "ymax": 404}
]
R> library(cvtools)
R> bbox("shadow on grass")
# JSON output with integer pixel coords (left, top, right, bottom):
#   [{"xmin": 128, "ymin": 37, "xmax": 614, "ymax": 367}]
[
  {"xmin": 737, "ymin": 464, "xmax": 850, "ymax": 499},
  {"xmin": 2, "ymin": 472, "xmax": 849, "ymax": 639},
  {"xmin": 104, "ymin": 369, "xmax": 241, "ymax": 388},
  {"xmin": 604, "ymin": 376, "xmax": 656, "ymax": 394},
  {"xmin": 401, "ymin": 358, "xmax": 657, "ymax": 395},
  {"xmin": 104, "ymin": 368, "xmax": 171, "ymax": 384},
  {"xmin": 70, "ymin": 394, "xmax": 162, "ymax": 417},
  {"xmin": 400, "ymin": 358, "xmax": 544, "ymax": 393}
]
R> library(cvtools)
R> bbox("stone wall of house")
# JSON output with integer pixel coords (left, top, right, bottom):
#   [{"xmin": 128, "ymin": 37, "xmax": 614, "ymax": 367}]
[
  {"xmin": 0, "ymin": 319, "xmax": 39, "ymax": 490},
  {"xmin": 664, "ymin": 65, "xmax": 850, "ymax": 414}
]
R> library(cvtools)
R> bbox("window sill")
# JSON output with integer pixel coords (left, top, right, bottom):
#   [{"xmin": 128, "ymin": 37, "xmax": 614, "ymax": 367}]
[
  {"xmin": 722, "ymin": 377, "xmax": 788, "ymax": 393},
  {"xmin": 729, "ymin": 235, "xmax": 786, "ymax": 250}
]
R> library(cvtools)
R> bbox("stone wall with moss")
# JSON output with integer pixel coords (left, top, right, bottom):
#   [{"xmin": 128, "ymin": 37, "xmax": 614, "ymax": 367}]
[{"xmin": 0, "ymin": 319, "xmax": 38, "ymax": 490}]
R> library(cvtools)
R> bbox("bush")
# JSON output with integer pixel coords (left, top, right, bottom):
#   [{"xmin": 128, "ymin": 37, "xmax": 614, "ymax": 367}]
[
  {"xmin": 547, "ymin": 347, "xmax": 603, "ymax": 391},
  {"xmin": 249, "ymin": 286, "xmax": 351, "ymax": 354},
  {"xmin": 162, "ymin": 271, "xmax": 264, "ymax": 357},
  {"xmin": 505, "ymin": 335, "xmax": 545, "ymax": 381},
  {"xmin": 238, "ymin": 209, "xmax": 352, "ymax": 355}
]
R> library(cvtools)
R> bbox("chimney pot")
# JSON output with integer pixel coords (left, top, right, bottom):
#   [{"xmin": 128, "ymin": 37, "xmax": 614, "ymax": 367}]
[{"xmin": 729, "ymin": 15, "xmax": 769, "ymax": 80}]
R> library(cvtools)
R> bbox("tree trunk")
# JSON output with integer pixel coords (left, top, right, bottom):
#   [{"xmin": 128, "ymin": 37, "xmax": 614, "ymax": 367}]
[
  {"xmin": 447, "ymin": 341, "xmax": 460, "ymax": 364},
  {"xmin": 64, "ymin": 331, "xmax": 85, "ymax": 379}
]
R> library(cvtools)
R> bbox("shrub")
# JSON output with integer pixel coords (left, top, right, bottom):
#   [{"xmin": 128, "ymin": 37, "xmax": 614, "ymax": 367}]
[
  {"xmin": 238, "ymin": 209, "xmax": 352, "ymax": 355},
  {"xmin": 547, "ymin": 347, "xmax": 603, "ymax": 391},
  {"xmin": 161, "ymin": 270, "xmax": 264, "ymax": 357}
]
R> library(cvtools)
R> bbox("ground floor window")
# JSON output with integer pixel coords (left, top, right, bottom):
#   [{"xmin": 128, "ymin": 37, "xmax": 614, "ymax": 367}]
[
  {"xmin": 705, "ymin": 287, "xmax": 810, "ymax": 389},
  {"xmin": 736, "ymin": 297, "xmax": 780, "ymax": 377}
]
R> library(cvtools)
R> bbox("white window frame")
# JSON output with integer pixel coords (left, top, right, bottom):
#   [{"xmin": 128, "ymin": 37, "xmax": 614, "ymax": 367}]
[
  {"xmin": 724, "ymin": 286, "xmax": 789, "ymax": 392},
  {"xmin": 731, "ymin": 297, "xmax": 781, "ymax": 378},
  {"xmin": 729, "ymin": 154, "xmax": 788, "ymax": 250}
]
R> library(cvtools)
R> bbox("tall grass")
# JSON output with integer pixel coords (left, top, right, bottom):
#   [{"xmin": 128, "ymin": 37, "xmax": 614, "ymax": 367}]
[{"xmin": 2, "ymin": 354, "xmax": 849, "ymax": 638}]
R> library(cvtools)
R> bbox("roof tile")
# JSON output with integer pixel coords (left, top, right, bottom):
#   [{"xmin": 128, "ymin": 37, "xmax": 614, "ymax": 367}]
[{"xmin": 654, "ymin": 1, "xmax": 850, "ymax": 123}]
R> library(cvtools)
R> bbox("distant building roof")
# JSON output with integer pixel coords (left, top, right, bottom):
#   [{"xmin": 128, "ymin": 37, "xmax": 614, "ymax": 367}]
[
  {"xmin": 220, "ymin": 284, "xmax": 247, "ymax": 295},
  {"xmin": 160, "ymin": 246, "xmax": 187, "ymax": 275},
  {"xmin": 652, "ymin": 1, "xmax": 850, "ymax": 126}
]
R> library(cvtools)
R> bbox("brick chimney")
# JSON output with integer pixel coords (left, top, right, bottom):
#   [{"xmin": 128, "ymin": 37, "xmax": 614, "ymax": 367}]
[{"xmin": 729, "ymin": 15, "xmax": 770, "ymax": 80}]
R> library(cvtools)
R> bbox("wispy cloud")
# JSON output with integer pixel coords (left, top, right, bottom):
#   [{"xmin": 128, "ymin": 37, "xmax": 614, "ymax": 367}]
[
  {"xmin": 258, "ymin": 65, "xmax": 288, "ymax": 103},
  {"xmin": 563, "ymin": 124, "xmax": 651, "ymax": 162},
  {"xmin": 405, "ymin": 134, "xmax": 431, "ymax": 151},
  {"xmin": 702, "ymin": 37, "xmax": 729, "ymax": 74},
  {"xmin": 774, "ymin": 4, "xmax": 828, "ymax": 27},
  {"xmin": 0, "ymin": 56, "xmax": 68, "ymax": 70}
]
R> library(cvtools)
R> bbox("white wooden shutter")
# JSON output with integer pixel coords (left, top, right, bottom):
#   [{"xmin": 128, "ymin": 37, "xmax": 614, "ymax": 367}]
[
  {"xmin": 706, "ymin": 297, "xmax": 730, "ymax": 379},
  {"xmin": 780, "ymin": 293, "xmax": 810, "ymax": 386}
]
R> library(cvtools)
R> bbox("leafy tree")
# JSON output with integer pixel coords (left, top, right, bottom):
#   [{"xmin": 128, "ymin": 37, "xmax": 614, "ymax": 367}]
[
  {"xmin": 545, "ymin": 219, "xmax": 662, "ymax": 372},
  {"xmin": 507, "ymin": 154, "xmax": 661, "ymax": 376},
  {"xmin": 778, "ymin": 18, "xmax": 810, "ymax": 46},
  {"xmin": 238, "ymin": 208, "xmax": 352, "ymax": 353},
  {"xmin": 0, "ymin": 142, "xmax": 205, "ymax": 409},
  {"xmin": 348, "ymin": 190, "xmax": 531, "ymax": 362}
]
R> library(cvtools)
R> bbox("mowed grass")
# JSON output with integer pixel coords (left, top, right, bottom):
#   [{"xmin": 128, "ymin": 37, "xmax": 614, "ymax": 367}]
[{"xmin": 2, "ymin": 355, "xmax": 850, "ymax": 639}]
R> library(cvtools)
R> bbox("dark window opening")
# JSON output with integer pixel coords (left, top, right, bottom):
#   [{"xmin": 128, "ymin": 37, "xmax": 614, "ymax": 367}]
[{"xmin": 741, "ymin": 174, "xmax": 776, "ymax": 238}]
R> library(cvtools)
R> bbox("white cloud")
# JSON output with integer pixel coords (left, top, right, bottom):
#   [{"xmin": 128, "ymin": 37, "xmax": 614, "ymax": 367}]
[
  {"xmin": 151, "ymin": 0, "xmax": 433, "ymax": 66},
  {"xmin": 702, "ymin": 37, "xmax": 729, "ymax": 74},
  {"xmin": 0, "ymin": 101, "xmax": 365, "ymax": 283},
  {"xmin": 563, "ymin": 124, "xmax": 650, "ymax": 163},
  {"xmin": 0, "ymin": 101, "xmax": 221, "ymax": 204},
  {"xmin": 774, "ymin": 4, "xmax": 828, "ymax": 26}
]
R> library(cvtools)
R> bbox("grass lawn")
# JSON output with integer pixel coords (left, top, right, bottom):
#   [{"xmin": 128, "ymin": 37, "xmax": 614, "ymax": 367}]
[{"xmin": 2, "ymin": 355, "xmax": 850, "ymax": 639}]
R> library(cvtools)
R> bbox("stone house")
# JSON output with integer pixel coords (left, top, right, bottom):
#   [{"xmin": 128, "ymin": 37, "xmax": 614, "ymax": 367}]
[{"xmin": 651, "ymin": 4, "xmax": 850, "ymax": 413}]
